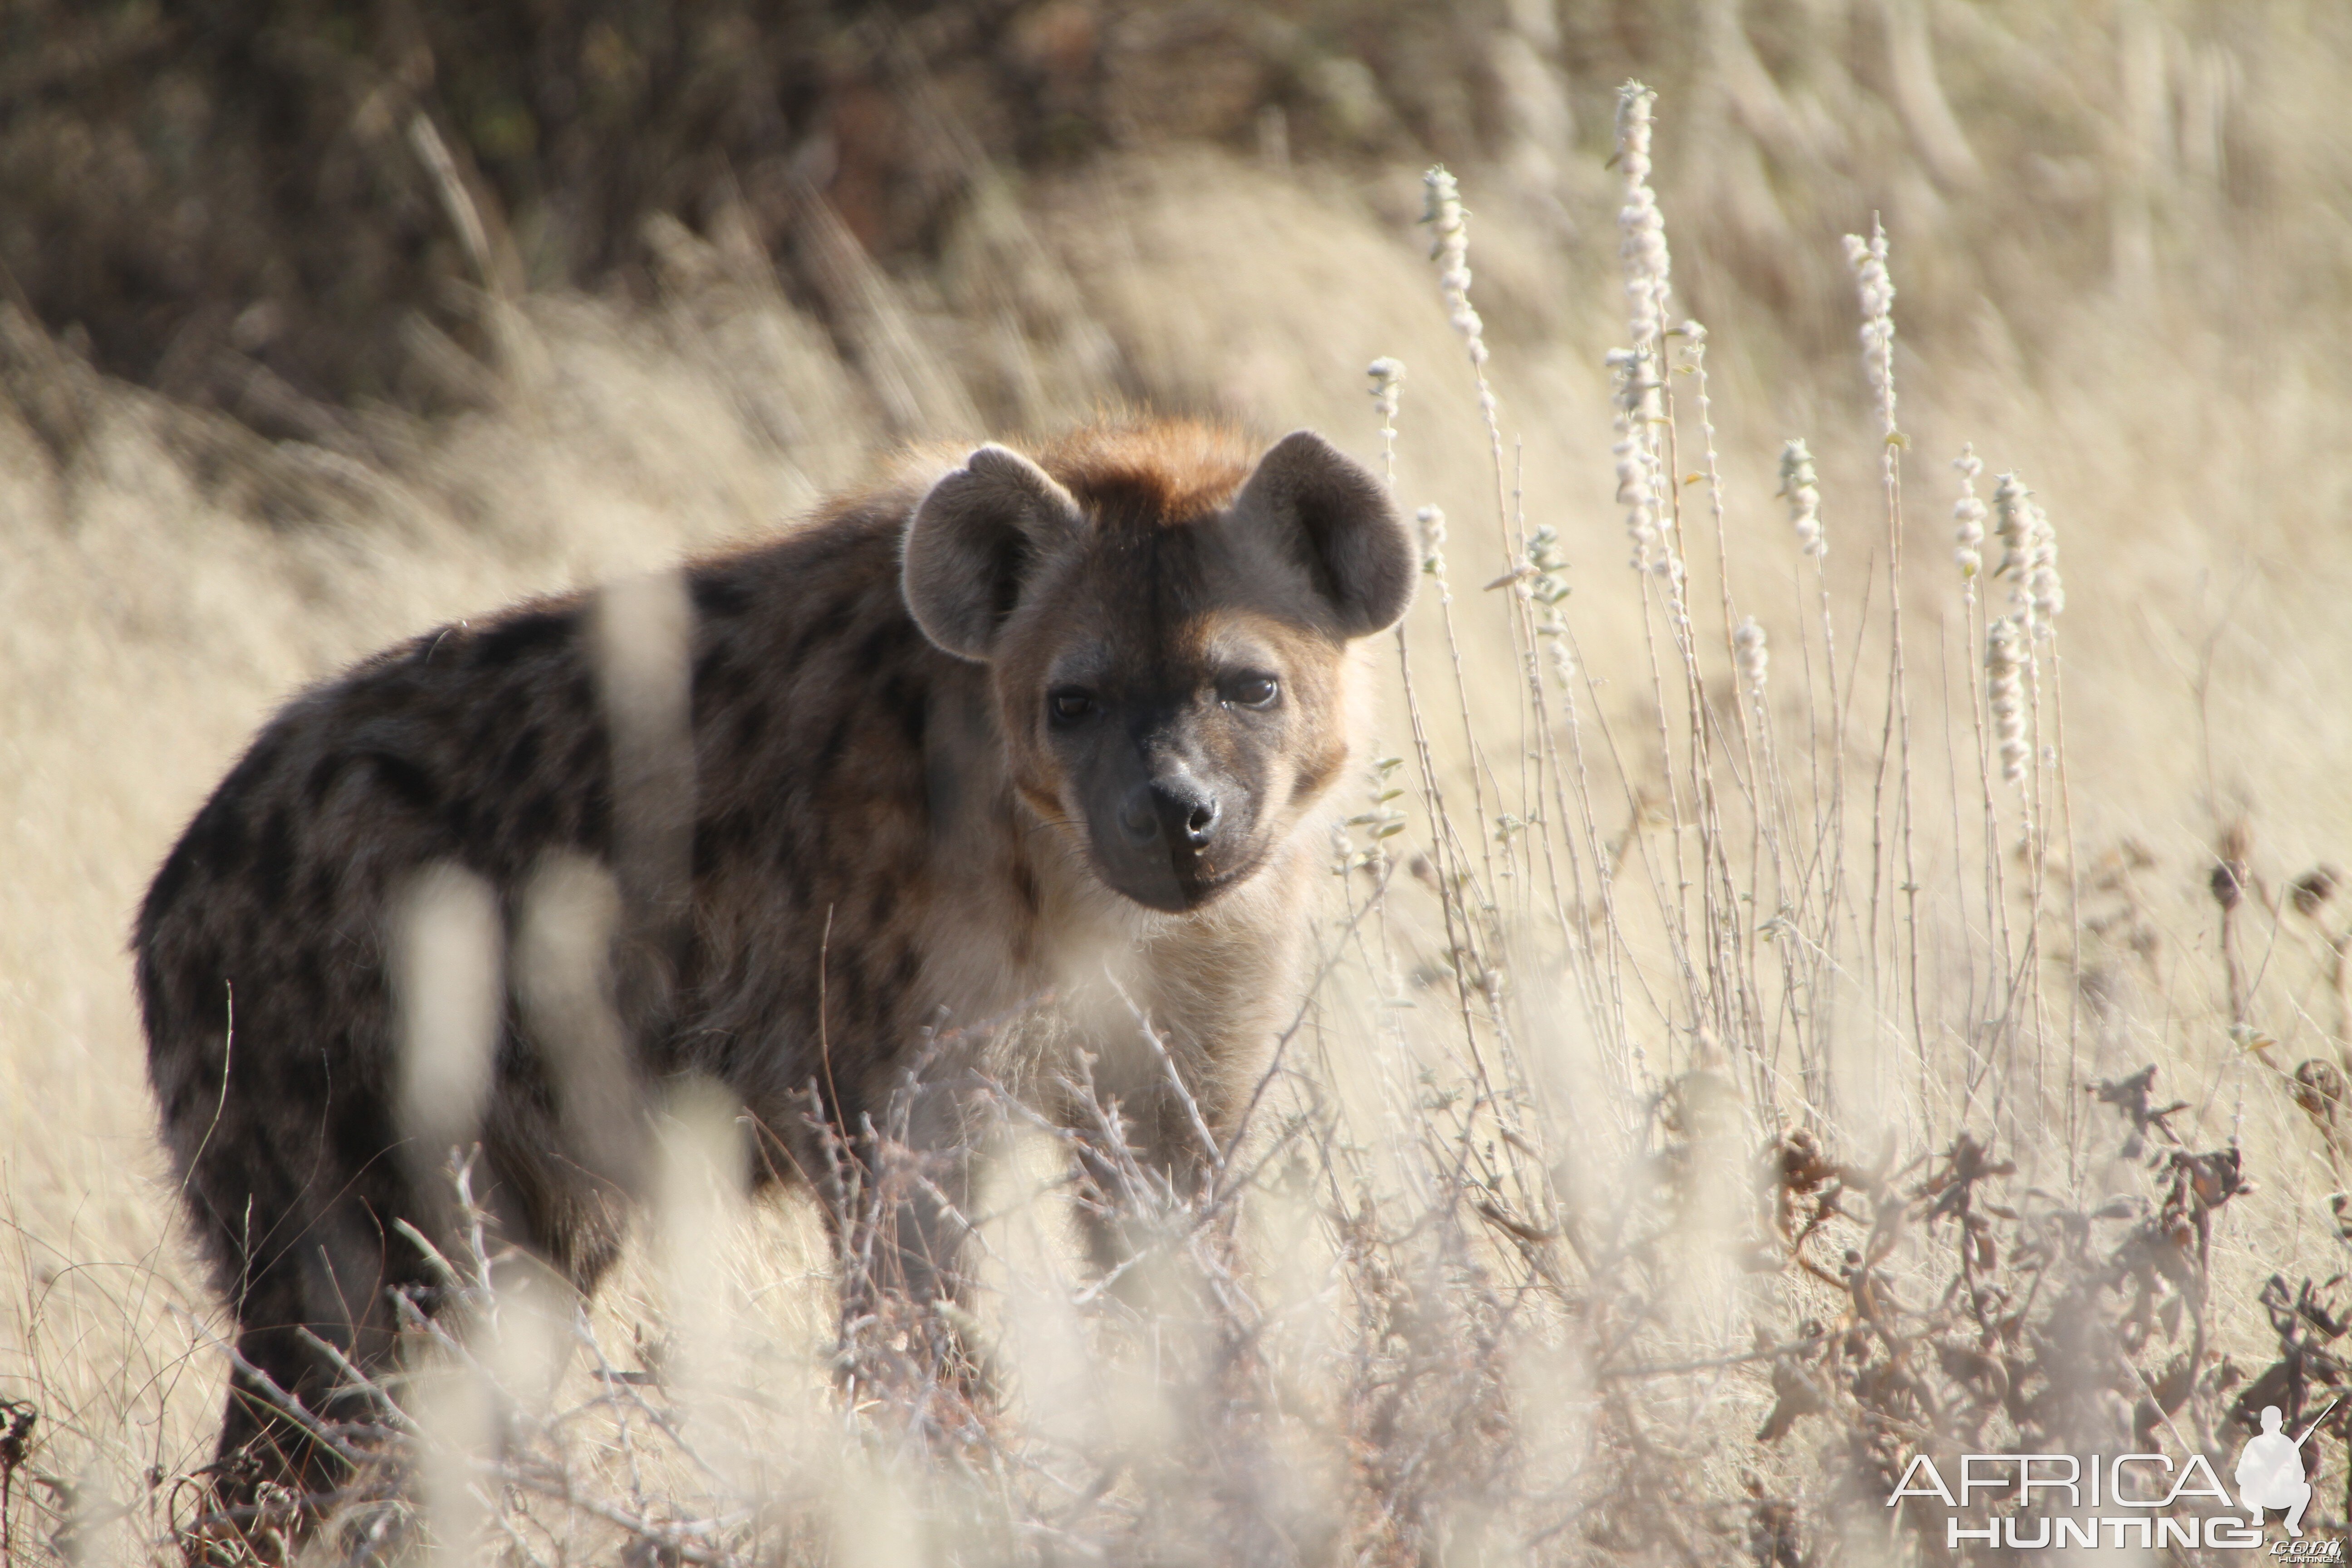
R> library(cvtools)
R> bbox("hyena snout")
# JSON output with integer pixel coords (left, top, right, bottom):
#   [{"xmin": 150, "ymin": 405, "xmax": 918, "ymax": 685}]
[
  {"xmin": 1095, "ymin": 754, "xmax": 1255, "ymax": 912},
  {"xmin": 1116, "ymin": 772, "xmax": 1222, "ymax": 852}
]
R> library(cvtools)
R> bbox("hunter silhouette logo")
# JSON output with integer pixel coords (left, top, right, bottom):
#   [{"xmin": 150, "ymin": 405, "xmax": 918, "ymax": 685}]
[{"xmin": 2239, "ymin": 1401, "xmax": 2336, "ymax": 1539}]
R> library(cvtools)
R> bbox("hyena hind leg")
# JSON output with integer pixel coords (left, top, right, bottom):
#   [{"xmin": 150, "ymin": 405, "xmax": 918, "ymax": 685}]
[{"xmin": 201, "ymin": 1194, "xmax": 422, "ymax": 1523}]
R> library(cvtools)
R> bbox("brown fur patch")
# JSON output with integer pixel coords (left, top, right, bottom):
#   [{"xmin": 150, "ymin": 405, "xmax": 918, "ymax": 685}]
[{"xmin": 1038, "ymin": 418, "xmax": 1258, "ymax": 529}]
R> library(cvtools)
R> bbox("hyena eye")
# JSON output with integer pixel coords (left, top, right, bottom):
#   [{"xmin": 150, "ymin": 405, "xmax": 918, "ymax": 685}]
[
  {"xmin": 1225, "ymin": 674, "xmax": 1280, "ymax": 710},
  {"xmin": 1048, "ymin": 688, "xmax": 1098, "ymax": 725}
]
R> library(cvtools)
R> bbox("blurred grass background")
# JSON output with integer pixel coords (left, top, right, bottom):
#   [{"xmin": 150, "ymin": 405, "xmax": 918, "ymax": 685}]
[{"xmin": 9, "ymin": 0, "xmax": 2352, "ymax": 1557}]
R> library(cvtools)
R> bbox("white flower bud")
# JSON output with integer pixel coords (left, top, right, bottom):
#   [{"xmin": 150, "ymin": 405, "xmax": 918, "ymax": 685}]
[
  {"xmin": 1734, "ymin": 617, "xmax": 1769, "ymax": 698},
  {"xmin": 1779, "ymin": 439, "xmax": 1825, "ymax": 559},
  {"xmin": 1844, "ymin": 221, "xmax": 1897, "ymax": 441},
  {"xmin": 1952, "ymin": 445, "xmax": 1986, "ymax": 583},
  {"xmin": 1367, "ymin": 358, "xmax": 1405, "ymax": 424},
  {"xmin": 1615, "ymin": 82, "xmax": 1674, "ymax": 349},
  {"xmin": 1415, "ymin": 504, "xmax": 1449, "ymax": 581},
  {"xmin": 1986, "ymin": 616, "xmax": 2030, "ymax": 787}
]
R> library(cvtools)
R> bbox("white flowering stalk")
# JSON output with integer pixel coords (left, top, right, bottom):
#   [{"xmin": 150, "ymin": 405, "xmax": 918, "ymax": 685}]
[
  {"xmin": 1367, "ymin": 357, "xmax": 1405, "ymax": 490},
  {"xmin": 1615, "ymin": 81, "xmax": 1673, "ymax": 350},
  {"xmin": 1778, "ymin": 439, "xmax": 1825, "ymax": 559},
  {"xmin": 2024, "ymin": 493, "xmax": 2063, "ymax": 636},
  {"xmin": 1843, "ymin": 219, "xmax": 1897, "ymax": 443},
  {"xmin": 1601, "ymin": 85, "xmax": 1682, "ymax": 583},
  {"xmin": 1421, "ymin": 169, "xmax": 1499, "ymax": 430},
  {"xmin": 1991, "ymin": 471, "xmax": 2063, "ymax": 638},
  {"xmin": 1952, "ymin": 445, "xmax": 1986, "ymax": 590},
  {"xmin": 1992, "ymin": 471, "xmax": 2029, "ymax": 582},
  {"xmin": 1734, "ymin": 616, "xmax": 1769, "ymax": 701},
  {"xmin": 1415, "ymin": 504, "xmax": 1450, "ymax": 584},
  {"xmin": 1609, "ymin": 348, "xmax": 1671, "ymax": 574},
  {"xmin": 1986, "ymin": 615, "xmax": 2030, "ymax": 787}
]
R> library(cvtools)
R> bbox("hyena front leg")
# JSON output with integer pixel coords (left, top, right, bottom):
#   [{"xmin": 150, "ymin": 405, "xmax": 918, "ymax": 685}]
[
  {"xmin": 804, "ymin": 1068, "xmax": 992, "ymax": 1403},
  {"xmin": 1059, "ymin": 1014, "xmax": 1253, "ymax": 1285}
]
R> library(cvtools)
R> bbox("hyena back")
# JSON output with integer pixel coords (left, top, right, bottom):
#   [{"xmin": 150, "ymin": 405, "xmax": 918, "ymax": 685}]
[{"xmin": 135, "ymin": 419, "xmax": 1413, "ymax": 1503}]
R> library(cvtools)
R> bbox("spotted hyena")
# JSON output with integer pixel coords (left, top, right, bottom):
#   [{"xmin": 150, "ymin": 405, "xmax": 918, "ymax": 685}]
[{"xmin": 135, "ymin": 419, "xmax": 1414, "ymax": 1504}]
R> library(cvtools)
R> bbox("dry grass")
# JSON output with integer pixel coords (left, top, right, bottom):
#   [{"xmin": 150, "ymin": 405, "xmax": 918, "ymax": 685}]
[{"xmin": 10, "ymin": 4, "xmax": 2352, "ymax": 1562}]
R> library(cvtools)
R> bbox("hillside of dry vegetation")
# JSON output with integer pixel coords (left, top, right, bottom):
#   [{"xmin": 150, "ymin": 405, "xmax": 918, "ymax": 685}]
[{"xmin": 10, "ymin": 2, "xmax": 2352, "ymax": 1563}]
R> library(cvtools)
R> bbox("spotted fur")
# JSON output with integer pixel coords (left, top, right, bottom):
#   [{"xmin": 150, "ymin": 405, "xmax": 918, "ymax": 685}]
[{"xmin": 135, "ymin": 418, "xmax": 1413, "ymax": 1500}]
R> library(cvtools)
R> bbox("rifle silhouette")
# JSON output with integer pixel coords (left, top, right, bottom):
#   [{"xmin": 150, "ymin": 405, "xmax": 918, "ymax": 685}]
[{"xmin": 2293, "ymin": 1397, "xmax": 2342, "ymax": 1449}]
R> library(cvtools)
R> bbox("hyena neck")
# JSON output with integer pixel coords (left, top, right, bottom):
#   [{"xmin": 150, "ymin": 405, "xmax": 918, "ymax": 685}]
[{"xmin": 914, "ymin": 675, "xmax": 1238, "ymax": 1022}]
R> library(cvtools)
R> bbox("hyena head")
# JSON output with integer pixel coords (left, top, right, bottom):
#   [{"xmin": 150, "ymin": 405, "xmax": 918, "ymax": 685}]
[{"xmin": 902, "ymin": 423, "xmax": 1416, "ymax": 912}]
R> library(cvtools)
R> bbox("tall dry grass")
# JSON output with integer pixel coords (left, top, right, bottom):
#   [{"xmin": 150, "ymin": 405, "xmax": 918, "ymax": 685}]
[{"xmin": 10, "ymin": 4, "xmax": 2352, "ymax": 1562}]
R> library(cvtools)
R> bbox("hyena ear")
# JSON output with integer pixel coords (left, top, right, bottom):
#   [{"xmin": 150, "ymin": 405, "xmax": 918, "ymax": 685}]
[
  {"xmin": 902, "ymin": 444, "xmax": 1085, "ymax": 661},
  {"xmin": 1231, "ymin": 430, "xmax": 1416, "ymax": 637}
]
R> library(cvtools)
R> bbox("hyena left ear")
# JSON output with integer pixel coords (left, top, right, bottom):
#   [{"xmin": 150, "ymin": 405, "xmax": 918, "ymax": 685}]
[
  {"xmin": 1231, "ymin": 431, "xmax": 1416, "ymax": 637},
  {"xmin": 903, "ymin": 444, "xmax": 1085, "ymax": 661}
]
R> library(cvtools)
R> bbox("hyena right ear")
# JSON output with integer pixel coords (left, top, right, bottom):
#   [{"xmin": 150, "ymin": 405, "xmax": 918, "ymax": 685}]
[
  {"xmin": 1231, "ymin": 431, "xmax": 1417, "ymax": 637},
  {"xmin": 902, "ymin": 445, "xmax": 1085, "ymax": 661}
]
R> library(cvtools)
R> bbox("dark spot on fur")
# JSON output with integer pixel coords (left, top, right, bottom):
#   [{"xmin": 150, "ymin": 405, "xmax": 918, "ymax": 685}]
[
  {"xmin": 513, "ymin": 791, "xmax": 558, "ymax": 846},
  {"xmin": 694, "ymin": 810, "xmax": 758, "ymax": 880},
  {"xmin": 853, "ymin": 618, "xmax": 900, "ymax": 673},
  {"xmin": 304, "ymin": 753, "xmax": 353, "ymax": 808},
  {"xmin": 786, "ymin": 599, "xmax": 856, "ymax": 668},
  {"xmin": 881, "ymin": 675, "xmax": 925, "ymax": 752},
  {"xmin": 187, "ymin": 796, "xmax": 251, "ymax": 878},
  {"xmin": 470, "ymin": 611, "xmax": 570, "ymax": 670},
  {"xmin": 578, "ymin": 782, "xmax": 612, "ymax": 852},
  {"xmin": 142, "ymin": 837, "xmax": 204, "ymax": 929},
  {"xmin": 694, "ymin": 647, "xmax": 753, "ymax": 710},
  {"xmin": 733, "ymin": 700, "xmax": 770, "ymax": 757},
  {"xmin": 922, "ymin": 744, "xmax": 959, "ymax": 837},
  {"xmin": 325, "ymin": 1082, "xmax": 391, "ymax": 1176},
  {"xmin": 812, "ymin": 711, "xmax": 854, "ymax": 779},
  {"xmin": 499, "ymin": 727, "xmax": 543, "ymax": 788},
  {"xmin": 836, "ymin": 962, "xmax": 872, "ymax": 1035},
  {"xmin": 177, "ymin": 962, "xmax": 226, "ymax": 1035},
  {"xmin": 254, "ymin": 810, "xmax": 298, "ymax": 907},
  {"xmin": 691, "ymin": 572, "xmax": 754, "ymax": 620},
  {"xmin": 366, "ymin": 751, "xmax": 441, "ymax": 816}
]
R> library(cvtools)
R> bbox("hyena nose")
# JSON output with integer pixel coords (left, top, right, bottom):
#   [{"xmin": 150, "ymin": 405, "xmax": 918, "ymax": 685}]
[{"xmin": 1121, "ymin": 780, "xmax": 1221, "ymax": 850}]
